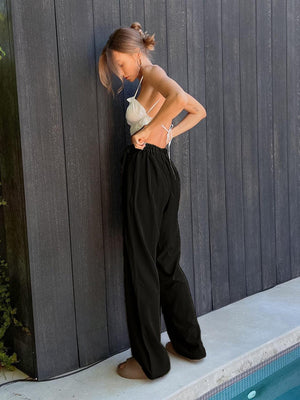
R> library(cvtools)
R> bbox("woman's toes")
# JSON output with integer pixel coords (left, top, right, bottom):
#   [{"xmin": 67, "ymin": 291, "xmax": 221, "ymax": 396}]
[
  {"xmin": 166, "ymin": 341, "xmax": 177, "ymax": 356},
  {"xmin": 116, "ymin": 357, "xmax": 148, "ymax": 379},
  {"xmin": 118, "ymin": 357, "xmax": 133, "ymax": 370},
  {"xmin": 165, "ymin": 341, "xmax": 205, "ymax": 362},
  {"xmin": 118, "ymin": 361, "xmax": 126, "ymax": 369}
]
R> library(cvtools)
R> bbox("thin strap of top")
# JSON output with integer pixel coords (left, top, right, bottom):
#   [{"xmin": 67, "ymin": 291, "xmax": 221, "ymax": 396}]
[
  {"xmin": 147, "ymin": 98, "xmax": 160, "ymax": 114},
  {"xmin": 134, "ymin": 75, "xmax": 144, "ymax": 98}
]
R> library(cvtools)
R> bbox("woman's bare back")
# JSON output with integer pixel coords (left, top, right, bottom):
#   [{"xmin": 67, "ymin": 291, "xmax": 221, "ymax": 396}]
[{"xmin": 135, "ymin": 66, "xmax": 173, "ymax": 148}]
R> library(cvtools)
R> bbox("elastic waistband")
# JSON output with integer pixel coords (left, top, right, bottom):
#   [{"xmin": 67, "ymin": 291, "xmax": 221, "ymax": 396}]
[
  {"xmin": 124, "ymin": 143, "xmax": 169, "ymax": 156},
  {"xmin": 144, "ymin": 143, "xmax": 169, "ymax": 154},
  {"xmin": 121, "ymin": 142, "xmax": 176, "ymax": 177}
]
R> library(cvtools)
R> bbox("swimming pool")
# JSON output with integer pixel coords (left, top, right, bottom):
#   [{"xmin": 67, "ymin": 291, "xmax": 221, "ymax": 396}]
[{"xmin": 199, "ymin": 342, "xmax": 300, "ymax": 400}]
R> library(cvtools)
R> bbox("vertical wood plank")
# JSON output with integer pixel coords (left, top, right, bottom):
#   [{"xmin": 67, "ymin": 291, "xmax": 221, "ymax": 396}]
[
  {"xmin": 204, "ymin": 0, "xmax": 230, "ymax": 309},
  {"xmin": 257, "ymin": 0, "xmax": 276, "ymax": 289},
  {"xmin": 273, "ymin": 0, "xmax": 291, "ymax": 283},
  {"xmin": 222, "ymin": 0, "xmax": 246, "ymax": 302}
]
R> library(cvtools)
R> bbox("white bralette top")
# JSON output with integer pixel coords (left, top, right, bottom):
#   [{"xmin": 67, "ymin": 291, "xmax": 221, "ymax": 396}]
[{"xmin": 125, "ymin": 75, "xmax": 161, "ymax": 135}]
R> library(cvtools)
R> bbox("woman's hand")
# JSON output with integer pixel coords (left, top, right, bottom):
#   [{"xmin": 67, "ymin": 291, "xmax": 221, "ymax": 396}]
[{"xmin": 131, "ymin": 126, "xmax": 150, "ymax": 150}]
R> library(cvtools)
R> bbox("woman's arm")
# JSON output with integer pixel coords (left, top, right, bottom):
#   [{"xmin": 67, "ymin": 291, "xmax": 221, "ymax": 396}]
[
  {"xmin": 133, "ymin": 66, "xmax": 206, "ymax": 145},
  {"xmin": 172, "ymin": 93, "xmax": 207, "ymax": 139}
]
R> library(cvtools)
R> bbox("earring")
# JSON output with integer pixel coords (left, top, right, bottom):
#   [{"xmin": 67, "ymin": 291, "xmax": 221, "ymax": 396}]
[{"xmin": 138, "ymin": 57, "xmax": 142, "ymax": 67}]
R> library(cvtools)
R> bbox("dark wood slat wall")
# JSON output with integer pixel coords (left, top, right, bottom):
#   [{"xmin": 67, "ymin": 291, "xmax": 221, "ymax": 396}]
[
  {"xmin": 1, "ymin": 0, "xmax": 299, "ymax": 380},
  {"xmin": 10, "ymin": 0, "xmax": 79, "ymax": 378},
  {"xmin": 54, "ymin": 0, "xmax": 109, "ymax": 366}
]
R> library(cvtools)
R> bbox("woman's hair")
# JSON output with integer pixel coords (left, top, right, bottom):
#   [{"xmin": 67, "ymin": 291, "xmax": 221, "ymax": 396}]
[{"xmin": 98, "ymin": 22, "xmax": 156, "ymax": 97}]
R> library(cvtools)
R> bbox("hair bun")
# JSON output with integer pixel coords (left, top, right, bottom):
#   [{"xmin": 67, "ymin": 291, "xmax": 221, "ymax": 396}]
[
  {"xmin": 130, "ymin": 22, "xmax": 144, "ymax": 37},
  {"xmin": 130, "ymin": 22, "xmax": 156, "ymax": 50}
]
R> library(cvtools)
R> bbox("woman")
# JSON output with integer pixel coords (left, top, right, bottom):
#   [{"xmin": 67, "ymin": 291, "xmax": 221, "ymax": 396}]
[{"xmin": 98, "ymin": 22, "xmax": 207, "ymax": 381}]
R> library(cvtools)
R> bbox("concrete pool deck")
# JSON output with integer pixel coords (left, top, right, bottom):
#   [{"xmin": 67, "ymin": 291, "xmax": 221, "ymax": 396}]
[{"xmin": 1, "ymin": 277, "xmax": 300, "ymax": 400}]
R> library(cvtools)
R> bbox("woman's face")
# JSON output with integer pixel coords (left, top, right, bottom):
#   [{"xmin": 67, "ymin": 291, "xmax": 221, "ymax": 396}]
[{"xmin": 111, "ymin": 49, "xmax": 140, "ymax": 81}]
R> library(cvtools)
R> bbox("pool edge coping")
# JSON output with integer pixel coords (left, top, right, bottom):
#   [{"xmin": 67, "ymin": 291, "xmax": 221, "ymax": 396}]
[{"xmin": 165, "ymin": 326, "xmax": 300, "ymax": 400}]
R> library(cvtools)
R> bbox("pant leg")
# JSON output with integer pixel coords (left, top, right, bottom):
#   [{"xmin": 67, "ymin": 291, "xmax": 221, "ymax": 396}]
[
  {"xmin": 121, "ymin": 143, "xmax": 171, "ymax": 380},
  {"xmin": 156, "ymin": 156, "xmax": 207, "ymax": 360}
]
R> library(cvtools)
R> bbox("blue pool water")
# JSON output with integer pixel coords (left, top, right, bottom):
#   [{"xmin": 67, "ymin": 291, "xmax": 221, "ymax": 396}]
[{"xmin": 205, "ymin": 343, "xmax": 300, "ymax": 400}]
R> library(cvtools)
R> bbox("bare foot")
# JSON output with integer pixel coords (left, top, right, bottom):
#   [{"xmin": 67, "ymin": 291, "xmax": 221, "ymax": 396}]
[
  {"xmin": 166, "ymin": 342, "xmax": 206, "ymax": 362},
  {"xmin": 117, "ymin": 356, "xmax": 149, "ymax": 379}
]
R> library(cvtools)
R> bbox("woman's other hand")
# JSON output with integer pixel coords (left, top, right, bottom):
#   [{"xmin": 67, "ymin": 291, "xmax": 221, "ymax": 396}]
[{"xmin": 131, "ymin": 127, "xmax": 149, "ymax": 150}]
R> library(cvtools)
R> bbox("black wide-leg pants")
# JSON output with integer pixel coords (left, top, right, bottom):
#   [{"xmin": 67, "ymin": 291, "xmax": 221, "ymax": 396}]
[{"xmin": 120, "ymin": 142, "xmax": 206, "ymax": 380}]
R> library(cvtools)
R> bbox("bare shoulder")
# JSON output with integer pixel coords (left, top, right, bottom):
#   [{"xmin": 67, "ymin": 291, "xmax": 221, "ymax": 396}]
[
  {"xmin": 142, "ymin": 64, "xmax": 167, "ymax": 80},
  {"xmin": 142, "ymin": 64, "xmax": 186, "ymax": 99}
]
